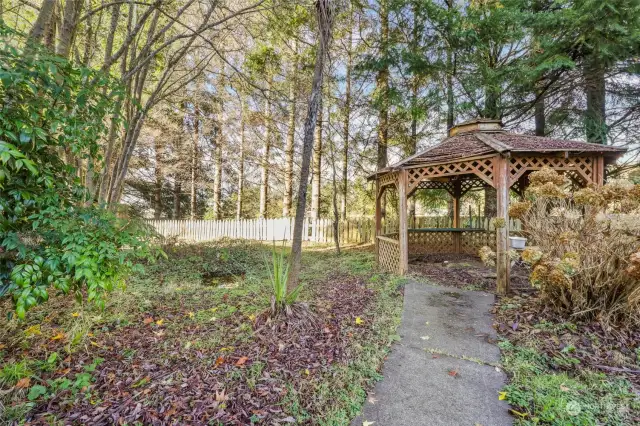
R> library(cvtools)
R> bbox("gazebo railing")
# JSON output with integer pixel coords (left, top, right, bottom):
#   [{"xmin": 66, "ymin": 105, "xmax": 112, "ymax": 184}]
[
  {"xmin": 377, "ymin": 234, "xmax": 401, "ymax": 273},
  {"xmin": 407, "ymin": 228, "xmax": 496, "ymax": 257},
  {"xmin": 377, "ymin": 228, "xmax": 497, "ymax": 274}
]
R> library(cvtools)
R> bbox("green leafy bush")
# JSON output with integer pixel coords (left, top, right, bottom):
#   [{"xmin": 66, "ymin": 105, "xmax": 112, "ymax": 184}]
[{"xmin": 0, "ymin": 25, "xmax": 159, "ymax": 317}]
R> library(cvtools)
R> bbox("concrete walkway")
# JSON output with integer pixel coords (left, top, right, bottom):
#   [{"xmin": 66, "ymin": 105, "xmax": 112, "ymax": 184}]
[{"xmin": 352, "ymin": 281, "xmax": 512, "ymax": 426}]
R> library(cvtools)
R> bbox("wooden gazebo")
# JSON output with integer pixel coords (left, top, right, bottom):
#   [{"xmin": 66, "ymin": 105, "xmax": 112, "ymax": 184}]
[{"xmin": 370, "ymin": 119, "xmax": 626, "ymax": 294}]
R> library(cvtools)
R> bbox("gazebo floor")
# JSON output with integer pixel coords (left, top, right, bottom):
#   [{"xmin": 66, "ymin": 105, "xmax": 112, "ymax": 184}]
[{"xmin": 409, "ymin": 253, "xmax": 530, "ymax": 292}]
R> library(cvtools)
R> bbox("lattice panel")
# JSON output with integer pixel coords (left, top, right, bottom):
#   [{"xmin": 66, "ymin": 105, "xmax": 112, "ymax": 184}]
[
  {"xmin": 460, "ymin": 231, "xmax": 496, "ymax": 255},
  {"xmin": 378, "ymin": 237, "xmax": 400, "ymax": 273},
  {"xmin": 407, "ymin": 157, "xmax": 495, "ymax": 192},
  {"xmin": 460, "ymin": 178, "xmax": 488, "ymax": 195},
  {"xmin": 412, "ymin": 176, "xmax": 487, "ymax": 197},
  {"xmin": 509, "ymin": 156, "xmax": 593, "ymax": 186},
  {"xmin": 413, "ymin": 180, "xmax": 455, "ymax": 195},
  {"xmin": 408, "ymin": 231, "xmax": 456, "ymax": 255},
  {"xmin": 379, "ymin": 171, "xmax": 398, "ymax": 188}
]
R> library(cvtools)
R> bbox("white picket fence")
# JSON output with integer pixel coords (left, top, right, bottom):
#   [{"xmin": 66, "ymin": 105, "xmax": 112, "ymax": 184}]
[
  {"xmin": 146, "ymin": 216, "xmax": 521, "ymax": 244},
  {"xmin": 147, "ymin": 217, "xmax": 374, "ymax": 244}
]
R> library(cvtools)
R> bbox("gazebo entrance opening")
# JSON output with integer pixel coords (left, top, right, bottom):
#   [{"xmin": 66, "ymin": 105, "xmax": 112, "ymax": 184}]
[{"xmin": 371, "ymin": 119, "xmax": 625, "ymax": 294}]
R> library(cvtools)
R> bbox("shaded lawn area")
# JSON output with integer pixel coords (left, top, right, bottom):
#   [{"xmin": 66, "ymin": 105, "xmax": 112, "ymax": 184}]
[{"xmin": 0, "ymin": 241, "xmax": 404, "ymax": 425}]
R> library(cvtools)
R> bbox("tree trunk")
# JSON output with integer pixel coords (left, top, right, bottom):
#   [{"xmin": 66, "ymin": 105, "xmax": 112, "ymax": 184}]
[
  {"xmin": 446, "ymin": 0, "xmax": 455, "ymax": 130},
  {"xmin": 311, "ymin": 96, "xmax": 323, "ymax": 219},
  {"xmin": 190, "ymin": 107, "xmax": 200, "ymax": 220},
  {"xmin": 173, "ymin": 181, "xmax": 182, "ymax": 219},
  {"xmin": 376, "ymin": 0, "xmax": 389, "ymax": 170},
  {"xmin": 535, "ymin": 86, "xmax": 545, "ymax": 136},
  {"xmin": 81, "ymin": 0, "xmax": 95, "ymax": 66},
  {"xmin": 236, "ymin": 98, "xmax": 246, "ymax": 220},
  {"xmin": 103, "ymin": 4, "xmax": 121, "ymax": 67},
  {"xmin": 484, "ymin": 187, "xmax": 497, "ymax": 218},
  {"xmin": 287, "ymin": 0, "xmax": 334, "ymax": 292},
  {"xmin": 108, "ymin": 110, "xmax": 146, "ymax": 205},
  {"xmin": 44, "ymin": 1, "xmax": 58, "ymax": 51},
  {"xmin": 330, "ymin": 122, "xmax": 341, "ymax": 255},
  {"xmin": 153, "ymin": 137, "xmax": 164, "ymax": 219},
  {"xmin": 28, "ymin": 0, "xmax": 56, "ymax": 44},
  {"xmin": 446, "ymin": 52, "xmax": 454, "ymax": 130},
  {"xmin": 584, "ymin": 55, "xmax": 606, "ymax": 144},
  {"xmin": 484, "ymin": 88, "xmax": 500, "ymax": 120},
  {"xmin": 212, "ymin": 115, "xmax": 223, "ymax": 220},
  {"xmin": 409, "ymin": 2, "xmax": 420, "ymax": 224},
  {"xmin": 57, "ymin": 0, "xmax": 82, "ymax": 58},
  {"xmin": 283, "ymin": 40, "xmax": 298, "ymax": 217},
  {"xmin": 341, "ymin": 4, "xmax": 353, "ymax": 220},
  {"xmin": 259, "ymin": 77, "xmax": 273, "ymax": 218}
]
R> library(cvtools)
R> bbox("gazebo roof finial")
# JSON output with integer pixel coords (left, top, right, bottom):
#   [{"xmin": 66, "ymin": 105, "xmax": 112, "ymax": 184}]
[{"xmin": 448, "ymin": 118, "xmax": 503, "ymax": 137}]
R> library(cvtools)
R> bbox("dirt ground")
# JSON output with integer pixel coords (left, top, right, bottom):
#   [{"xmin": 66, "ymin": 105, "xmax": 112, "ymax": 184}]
[{"xmin": 408, "ymin": 253, "xmax": 530, "ymax": 292}]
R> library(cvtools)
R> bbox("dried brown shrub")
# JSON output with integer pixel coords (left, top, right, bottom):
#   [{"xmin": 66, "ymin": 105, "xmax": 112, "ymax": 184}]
[
  {"xmin": 520, "ymin": 169, "xmax": 640, "ymax": 328},
  {"xmin": 479, "ymin": 246, "xmax": 496, "ymax": 267},
  {"xmin": 528, "ymin": 181, "xmax": 567, "ymax": 198},
  {"xmin": 528, "ymin": 166, "xmax": 566, "ymax": 186},
  {"xmin": 508, "ymin": 201, "xmax": 532, "ymax": 219},
  {"xmin": 573, "ymin": 187, "xmax": 604, "ymax": 206}
]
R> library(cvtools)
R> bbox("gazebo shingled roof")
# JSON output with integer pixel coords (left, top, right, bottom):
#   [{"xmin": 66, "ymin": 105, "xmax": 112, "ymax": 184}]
[
  {"xmin": 373, "ymin": 119, "xmax": 625, "ymax": 174},
  {"xmin": 371, "ymin": 118, "xmax": 626, "ymax": 295}
]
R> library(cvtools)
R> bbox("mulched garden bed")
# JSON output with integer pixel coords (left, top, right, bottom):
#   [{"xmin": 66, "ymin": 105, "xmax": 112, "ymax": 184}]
[
  {"xmin": 8, "ymin": 274, "xmax": 388, "ymax": 425},
  {"xmin": 409, "ymin": 253, "xmax": 530, "ymax": 292},
  {"xmin": 493, "ymin": 291, "xmax": 640, "ymax": 389}
]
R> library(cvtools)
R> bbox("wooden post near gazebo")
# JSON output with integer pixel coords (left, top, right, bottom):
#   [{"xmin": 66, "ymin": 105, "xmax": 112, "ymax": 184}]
[
  {"xmin": 494, "ymin": 154, "xmax": 510, "ymax": 295},
  {"xmin": 398, "ymin": 170, "xmax": 409, "ymax": 275},
  {"xmin": 369, "ymin": 118, "xmax": 625, "ymax": 295}
]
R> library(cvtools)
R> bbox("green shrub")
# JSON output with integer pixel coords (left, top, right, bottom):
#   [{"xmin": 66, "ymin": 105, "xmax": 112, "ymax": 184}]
[{"xmin": 0, "ymin": 25, "xmax": 160, "ymax": 317}]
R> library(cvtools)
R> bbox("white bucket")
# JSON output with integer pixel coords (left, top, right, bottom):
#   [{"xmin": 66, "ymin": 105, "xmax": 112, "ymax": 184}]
[{"xmin": 509, "ymin": 236, "xmax": 527, "ymax": 249}]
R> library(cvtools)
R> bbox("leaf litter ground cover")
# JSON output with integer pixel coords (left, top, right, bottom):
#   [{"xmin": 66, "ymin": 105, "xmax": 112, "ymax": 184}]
[
  {"xmin": 0, "ymin": 241, "xmax": 403, "ymax": 425},
  {"xmin": 409, "ymin": 253, "xmax": 530, "ymax": 292},
  {"xmin": 494, "ymin": 290, "xmax": 640, "ymax": 425}
]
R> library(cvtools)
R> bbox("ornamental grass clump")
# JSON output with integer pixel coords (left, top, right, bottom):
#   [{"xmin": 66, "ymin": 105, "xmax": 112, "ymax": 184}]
[
  {"xmin": 261, "ymin": 243, "xmax": 318, "ymax": 331},
  {"xmin": 264, "ymin": 243, "xmax": 301, "ymax": 315},
  {"xmin": 513, "ymin": 167, "xmax": 640, "ymax": 328}
]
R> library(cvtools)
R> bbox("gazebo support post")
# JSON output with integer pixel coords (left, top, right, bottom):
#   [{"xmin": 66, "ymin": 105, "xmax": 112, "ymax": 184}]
[
  {"xmin": 452, "ymin": 180, "xmax": 461, "ymax": 228},
  {"xmin": 398, "ymin": 170, "xmax": 409, "ymax": 274},
  {"xmin": 375, "ymin": 181, "xmax": 382, "ymax": 264},
  {"xmin": 495, "ymin": 155, "xmax": 510, "ymax": 295},
  {"xmin": 452, "ymin": 180, "xmax": 462, "ymax": 253},
  {"xmin": 594, "ymin": 156, "xmax": 604, "ymax": 185}
]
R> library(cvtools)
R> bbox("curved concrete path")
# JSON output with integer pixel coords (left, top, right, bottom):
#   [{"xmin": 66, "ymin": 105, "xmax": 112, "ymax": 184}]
[{"xmin": 352, "ymin": 280, "xmax": 512, "ymax": 426}]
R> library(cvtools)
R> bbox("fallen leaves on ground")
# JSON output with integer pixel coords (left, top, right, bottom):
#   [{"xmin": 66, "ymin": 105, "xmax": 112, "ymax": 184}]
[
  {"xmin": 9, "ymin": 274, "xmax": 381, "ymax": 424},
  {"xmin": 410, "ymin": 254, "xmax": 530, "ymax": 292},
  {"xmin": 494, "ymin": 291, "xmax": 640, "ymax": 387},
  {"xmin": 50, "ymin": 331, "xmax": 65, "ymax": 341},
  {"xmin": 15, "ymin": 377, "xmax": 30, "ymax": 389}
]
